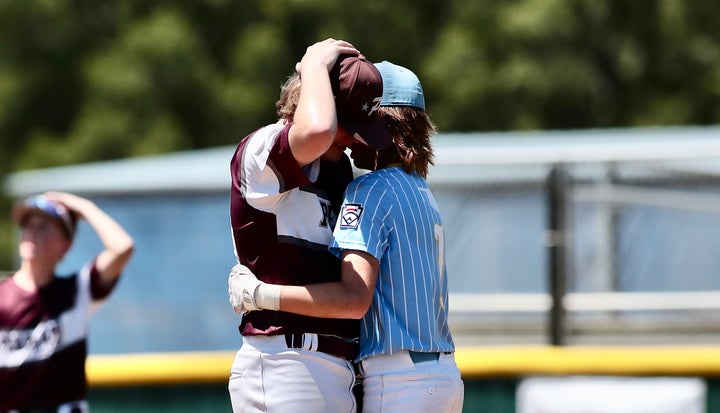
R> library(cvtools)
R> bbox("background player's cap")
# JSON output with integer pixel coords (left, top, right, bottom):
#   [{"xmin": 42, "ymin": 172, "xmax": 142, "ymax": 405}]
[
  {"xmin": 374, "ymin": 61, "xmax": 426, "ymax": 110},
  {"xmin": 12, "ymin": 195, "xmax": 78, "ymax": 240},
  {"xmin": 330, "ymin": 54, "xmax": 392, "ymax": 150}
]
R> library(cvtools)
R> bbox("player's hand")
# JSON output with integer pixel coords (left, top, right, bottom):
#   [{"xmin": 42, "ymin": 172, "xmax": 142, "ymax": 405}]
[
  {"xmin": 228, "ymin": 263, "xmax": 263, "ymax": 314},
  {"xmin": 295, "ymin": 38, "xmax": 359, "ymax": 74},
  {"xmin": 44, "ymin": 191, "xmax": 91, "ymax": 218}
]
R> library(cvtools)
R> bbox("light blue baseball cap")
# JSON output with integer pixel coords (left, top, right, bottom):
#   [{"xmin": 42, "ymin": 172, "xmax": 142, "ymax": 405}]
[{"xmin": 373, "ymin": 61, "xmax": 425, "ymax": 110}]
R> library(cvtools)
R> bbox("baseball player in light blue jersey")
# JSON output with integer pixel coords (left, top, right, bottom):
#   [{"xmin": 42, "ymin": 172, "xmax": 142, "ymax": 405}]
[{"xmin": 230, "ymin": 61, "xmax": 464, "ymax": 412}]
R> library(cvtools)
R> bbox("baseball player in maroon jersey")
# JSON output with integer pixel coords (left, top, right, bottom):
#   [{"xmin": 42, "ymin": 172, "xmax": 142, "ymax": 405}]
[
  {"xmin": 0, "ymin": 192, "xmax": 134, "ymax": 413},
  {"xmin": 227, "ymin": 39, "xmax": 392, "ymax": 413}
]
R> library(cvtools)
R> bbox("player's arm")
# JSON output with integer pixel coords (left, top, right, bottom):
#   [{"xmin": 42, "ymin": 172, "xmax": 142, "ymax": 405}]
[
  {"xmin": 281, "ymin": 250, "xmax": 378, "ymax": 319},
  {"xmin": 45, "ymin": 192, "xmax": 134, "ymax": 287},
  {"xmin": 229, "ymin": 250, "xmax": 378, "ymax": 319},
  {"xmin": 288, "ymin": 38, "xmax": 358, "ymax": 166}
]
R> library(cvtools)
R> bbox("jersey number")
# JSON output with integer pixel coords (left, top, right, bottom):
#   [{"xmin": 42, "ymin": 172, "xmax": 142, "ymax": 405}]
[{"xmin": 434, "ymin": 223, "xmax": 446, "ymax": 310}]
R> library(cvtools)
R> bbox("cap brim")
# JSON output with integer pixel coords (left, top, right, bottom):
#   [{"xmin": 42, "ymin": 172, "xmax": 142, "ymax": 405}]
[
  {"xmin": 339, "ymin": 117, "xmax": 393, "ymax": 150},
  {"xmin": 12, "ymin": 201, "xmax": 76, "ymax": 240}
]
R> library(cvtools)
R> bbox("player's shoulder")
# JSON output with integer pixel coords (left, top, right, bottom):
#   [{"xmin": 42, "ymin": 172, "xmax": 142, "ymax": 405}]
[
  {"xmin": 347, "ymin": 170, "xmax": 384, "ymax": 193},
  {"xmin": 345, "ymin": 172, "xmax": 402, "ymax": 215},
  {"xmin": 244, "ymin": 123, "xmax": 286, "ymax": 147},
  {"xmin": 235, "ymin": 123, "xmax": 290, "ymax": 169},
  {"xmin": 234, "ymin": 123, "xmax": 283, "ymax": 159},
  {"xmin": 0, "ymin": 275, "xmax": 14, "ymax": 297},
  {"xmin": 352, "ymin": 167, "xmax": 415, "ymax": 190},
  {"xmin": 352, "ymin": 168, "xmax": 392, "ymax": 183}
]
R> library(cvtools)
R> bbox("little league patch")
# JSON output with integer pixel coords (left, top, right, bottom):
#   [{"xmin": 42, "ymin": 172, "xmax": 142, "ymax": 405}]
[{"xmin": 340, "ymin": 203, "xmax": 363, "ymax": 229}]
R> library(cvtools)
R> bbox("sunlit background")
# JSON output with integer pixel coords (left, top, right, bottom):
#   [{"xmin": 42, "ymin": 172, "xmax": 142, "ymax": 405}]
[{"xmin": 2, "ymin": 1, "xmax": 720, "ymax": 412}]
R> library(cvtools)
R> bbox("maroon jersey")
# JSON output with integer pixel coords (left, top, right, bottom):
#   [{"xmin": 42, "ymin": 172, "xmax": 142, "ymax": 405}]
[
  {"xmin": 230, "ymin": 122, "xmax": 358, "ymax": 339},
  {"xmin": 0, "ymin": 262, "xmax": 116, "ymax": 411}
]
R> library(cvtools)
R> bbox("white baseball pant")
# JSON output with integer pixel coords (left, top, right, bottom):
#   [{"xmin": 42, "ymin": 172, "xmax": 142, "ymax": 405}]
[
  {"xmin": 228, "ymin": 334, "xmax": 357, "ymax": 413},
  {"xmin": 358, "ymin": 351, "xmax": 464, "ymax": 413}
]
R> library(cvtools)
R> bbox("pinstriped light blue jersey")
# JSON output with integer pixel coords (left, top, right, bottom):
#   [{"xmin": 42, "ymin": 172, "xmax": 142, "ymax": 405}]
[{"xmin": 329, "ymin": 167, "xmax": 455, "ymax": 361}]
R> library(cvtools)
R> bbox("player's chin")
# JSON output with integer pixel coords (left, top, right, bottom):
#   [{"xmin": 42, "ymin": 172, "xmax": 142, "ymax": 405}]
[{"xmin": 18, "ymin": 244, "xmax": 39, "ymax": 261}]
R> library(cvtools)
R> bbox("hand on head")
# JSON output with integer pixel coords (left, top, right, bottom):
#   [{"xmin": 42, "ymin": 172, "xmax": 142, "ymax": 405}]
[
  {"xmin": 42, "ymin": 192, "xmax": 88, "ymax": 218},
  {"xmin": 295, "ymin": 38, "xmax": 359, "ymax": 74}
]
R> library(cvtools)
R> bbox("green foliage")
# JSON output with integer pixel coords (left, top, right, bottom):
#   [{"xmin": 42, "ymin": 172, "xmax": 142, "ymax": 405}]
[
  {"xmin": 1, "ymin": 0, "xmax": 715, "ymax": 171},
  {"xmin": 0, "ymin": 194, "xmax": 16, "ymax": 273},
  {"xmin": 2, "ymin": 0, "xmax": 720, "ymax": 265}
]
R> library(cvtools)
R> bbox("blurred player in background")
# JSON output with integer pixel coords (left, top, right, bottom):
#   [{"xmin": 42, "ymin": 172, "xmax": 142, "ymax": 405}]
[
  {"xmin": 0, "ymin": 192, "xmax": 134, "ymax": 412},
  {"xmin": 230, "ymin": 61, "xmax": 464, "ymax": 412},
  {"xmin": 227, "ymin": 38, "xmax": 392, "ymax": 412}
]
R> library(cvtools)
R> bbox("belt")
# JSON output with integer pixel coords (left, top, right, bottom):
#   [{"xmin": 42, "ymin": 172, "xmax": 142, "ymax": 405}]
[
  {"xmin": 409, "ymin": 351, "xmax": 440, "ymax": 363},
  {"xmin": 359, "ymin": 350, "xmax": 455, "ymax": 376},
  {"xmin": 284, "ymin": 333, "xmax": 359, "ymax": 361}
]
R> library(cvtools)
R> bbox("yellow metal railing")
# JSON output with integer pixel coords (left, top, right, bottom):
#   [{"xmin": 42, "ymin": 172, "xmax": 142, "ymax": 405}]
[{"xmin": 86, "ymin": 345, "xmax": 720, "ymax": 387}]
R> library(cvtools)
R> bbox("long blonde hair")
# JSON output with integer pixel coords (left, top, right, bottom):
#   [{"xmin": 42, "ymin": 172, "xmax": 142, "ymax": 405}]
[
  {"xmin": 275, "ymin": 72, "xmax": 301, "ymax": 121},
  {"xmin": 376, "ymin": 106, "xmax": 436, "ymax": 178}
]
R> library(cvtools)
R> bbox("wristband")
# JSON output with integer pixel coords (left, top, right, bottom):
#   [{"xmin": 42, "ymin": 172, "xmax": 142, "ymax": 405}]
[{"xmin": 255, "ymin": 283, "xmax": 281, "ymax": 311}]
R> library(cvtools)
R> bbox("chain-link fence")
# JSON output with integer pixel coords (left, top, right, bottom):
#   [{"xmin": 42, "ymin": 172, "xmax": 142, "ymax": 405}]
[{"xmin": 437, "ymin": 127, "xmax": 720, "ymax": 346}]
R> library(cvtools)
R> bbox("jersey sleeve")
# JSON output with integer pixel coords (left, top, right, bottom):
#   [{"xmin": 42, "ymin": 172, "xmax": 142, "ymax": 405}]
[
  {"xmin": 329, "ymin": 175, "xmax": 391, "ymax": 261},
  {"xmin": 236, "ymin": 123, "xmax": 319, "ymax": 213},
  {"xmin": 86, "ymin": 259, "xmax": 119, "ymax": 301}
]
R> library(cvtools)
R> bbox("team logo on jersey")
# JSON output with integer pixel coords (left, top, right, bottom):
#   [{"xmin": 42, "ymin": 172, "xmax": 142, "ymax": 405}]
[
  {"xmin": 340, "ymin": 203, "xmax": 363, "ymax": 229},
  {"xmin": 318, "ymin": 199, "xmax": 332, "ymax": 228}
]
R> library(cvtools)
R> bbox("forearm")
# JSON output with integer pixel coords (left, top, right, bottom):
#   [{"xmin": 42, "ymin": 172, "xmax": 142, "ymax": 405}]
[
  {"xmin": 290, "ymin": 67, "xmax": 337, "ymax": 165},
  {"xmin": 80, "ymin": 201, "xmax": 134, "ymax": 257},
  {"xmin": 231, "ymin": 260, "xmax": 374, "ymax": 319},
  {"xmin": 47, "ymin": 192, "xmax": 134, "ymax": 281},
  {"xmin": 229, "ymin": 251, "xmax": 376, "ymax": 318},
  {"xmin": 288, "ymin": 39, "xmax": 358, "ymax": 165},
  {"xmin": 279, "ymin": 282, "xmax": 368, "ymax": 319},
  {"xmin": 278, "ymin": 250, "xmax": 376, "ymax": 319},
  {"xmin": 81, "ymin": 203, "xmax": 134, "ymax": 285}
]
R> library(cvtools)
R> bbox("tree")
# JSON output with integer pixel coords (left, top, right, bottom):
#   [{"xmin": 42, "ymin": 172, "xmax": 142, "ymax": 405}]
[{"xmin": 2, "ymin": 0, "xmax": 720, "ymax": 270}]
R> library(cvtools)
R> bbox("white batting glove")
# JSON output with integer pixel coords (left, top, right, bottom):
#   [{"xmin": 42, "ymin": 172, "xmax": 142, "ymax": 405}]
[
  {"xmin": 228, "ymin": 264, "xmax": 281, "ymax": 314},
  {"xmin": 228, "ymin": 263, "xmax": 261, "ymax": 314}
]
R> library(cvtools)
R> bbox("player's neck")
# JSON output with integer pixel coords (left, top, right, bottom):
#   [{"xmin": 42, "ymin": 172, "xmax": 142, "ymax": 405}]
[{"xmin": 14, "ymin": 262, "xmax": 56, "ymax": 291}]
